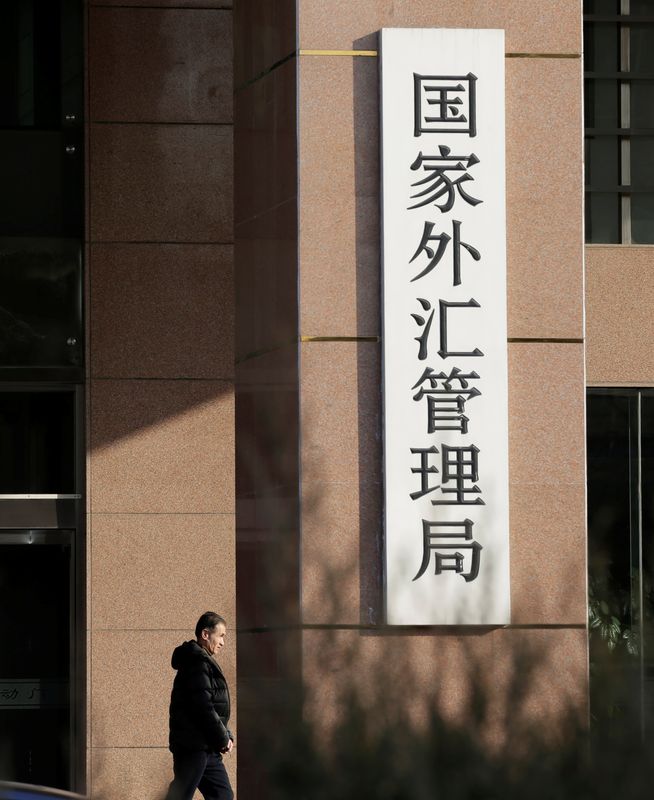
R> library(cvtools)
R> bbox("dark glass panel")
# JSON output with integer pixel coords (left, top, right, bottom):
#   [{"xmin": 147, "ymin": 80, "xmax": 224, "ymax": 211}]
[
  {"xmin": 0, "ymin": 0, "xmax": 82, "ymax": 130},
  {"xmin": 0, "ymin": 1, "xmax": 83, "ymax": 238},
  {"xmin": 0, "ymin": 392, "xmax": 75, "ymax": 493},
  {"xmin": 585, "ymin": 80, "xmax": 620, "ymax": 128},
  {"xmin": 587, "ymin": 393, "xmax": 640, "ymax": 734},
  {"xmin": 0, "ymin": 540, "xmax": 71, "ymax": 788},
  {"xmin": 0, "ymin": 130, "xmax": 82, "ymax": 238},
  {"xmin": 587, "ymin": 395, "xmax": 634, "ymax": 634},
  {"xmin": 641, "ymin": 395, "xmax": 654, "ymax": 730},
  {"xmin": 0, "ymin": 238, "xmax": 82, "ymax": 368},
  {"xmin": 587, "ymin": 135, "xmax": 621, "ymax": 185},
  {"xmin": 60, "ymin": 1, "xmax": 83, "ymax": 124},
  {"xmin": 631, "ymin": 25, "xmax": 654, "ymax": 75},
  {"xmin": 631, "ymin": 0, "xmax": 654, "ymax": 16},
  {"xmin": 586, "ymin": 192, "xmax": 621, "ymax": 242},
  {"xmin": 631, "ymin": 193, "xmax": 654, "ymax": 242},
  {"xmin": 584, "ymin": 1, "xmax": 620, "ymax": 15},
  {"xmin": 584, "ymin": 21, "xmax": 620, "ymax": 73},
  {"xmin": 630, "ymin": 82, "xmax": 654, "ymax": 128},
  {"xmin": 630, "ymin": 137, "xmax": 654, "ymax": 188}
]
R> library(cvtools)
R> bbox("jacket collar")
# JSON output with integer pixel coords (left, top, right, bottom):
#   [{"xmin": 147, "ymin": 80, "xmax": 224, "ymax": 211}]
[{"xmin": 194, "ymin": 641, "xmax": 225, "ymax": 678}]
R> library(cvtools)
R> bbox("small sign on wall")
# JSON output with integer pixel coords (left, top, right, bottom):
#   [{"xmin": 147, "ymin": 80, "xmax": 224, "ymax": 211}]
[
  {"xmin": 380, "ymin": 28, "xmax": 510, "ymax": 625},
  {"xmin": 0, "ymin": 679, "xmax": 68, "ymax": 708}
]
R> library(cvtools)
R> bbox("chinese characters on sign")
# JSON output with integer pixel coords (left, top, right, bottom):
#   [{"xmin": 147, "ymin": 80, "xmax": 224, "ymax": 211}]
[
  {"xmin": 0, "ymin": 680, "xmax": 68, "ymax": 708},
  {"xmin": 381, "ymin": 29, "xmax": 510, "ymax": 625}
]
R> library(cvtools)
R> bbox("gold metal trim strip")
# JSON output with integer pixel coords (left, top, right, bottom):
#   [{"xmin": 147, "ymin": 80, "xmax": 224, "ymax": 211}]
[
  {"xmin": 301, "ymin": 336, "xmax": 380, "ymax": 342},
  {"xmin": 508, "ymin": 337, "xmax": 584, "ymax": 344},
  {"xmin": 299, "ymin": 49, "xmax": 378, "ymax": 56}
]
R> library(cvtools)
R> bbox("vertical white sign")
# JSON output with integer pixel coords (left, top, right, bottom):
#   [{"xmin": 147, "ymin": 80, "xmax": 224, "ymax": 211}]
[{"xmin": 380, "ymin": 28, "xmax": 510, "ymax": 625}]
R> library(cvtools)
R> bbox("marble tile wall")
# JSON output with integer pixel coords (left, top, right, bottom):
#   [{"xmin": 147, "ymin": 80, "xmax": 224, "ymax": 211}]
[
  {"xmin": 87, "ymin": 3, "xmax": 234, "ymax": 797},
  {"xmin": 586, "ymin": 246, "xmax": 654, "ymax": 385},
  {"xmin": 232, "ymin": 2, "xmax": 587, "ymax": 796},
  {"xmin": 296, "ymin": 0, "xmax": 587, "ymax": 735}
]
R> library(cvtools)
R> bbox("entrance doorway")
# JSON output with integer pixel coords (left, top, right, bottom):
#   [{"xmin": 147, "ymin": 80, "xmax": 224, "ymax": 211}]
[{"xmin": 0, "ymin": 530, "xmax": 75, "ymax": 790}]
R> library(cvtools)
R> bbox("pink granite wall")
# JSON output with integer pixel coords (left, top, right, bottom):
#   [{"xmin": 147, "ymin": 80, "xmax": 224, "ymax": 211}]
[
  {"xmin": 233, "ymin": 1, "xmax": 588, "ymax": 796},
  {"xmin": 296, "ymin": 0, "xmax": 587, "ymax": 734},
  {"xmin": 86, "ymin": 2, "xmax": 235, "ymax": 797},
  {"xmin": 586, "ymin": 246, "xmax": 654, "ymax": 385}
]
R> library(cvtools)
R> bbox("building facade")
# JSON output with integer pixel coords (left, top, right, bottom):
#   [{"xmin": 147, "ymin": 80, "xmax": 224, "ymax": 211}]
[{"xmin": 2, "ymin": 1, "xmax": 648, "ymax": 798}]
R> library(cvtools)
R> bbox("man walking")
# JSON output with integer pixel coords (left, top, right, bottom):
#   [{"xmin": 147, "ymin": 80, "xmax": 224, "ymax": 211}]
[{"xmin": 165, "ymin": 612, "xmax": 234, "ymax": 800}]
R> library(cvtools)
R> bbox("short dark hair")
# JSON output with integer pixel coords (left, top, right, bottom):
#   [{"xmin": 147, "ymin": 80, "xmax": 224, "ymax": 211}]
[{"xmin": 195, "ymin": 611, "xmax": 226, "ymax": 639}]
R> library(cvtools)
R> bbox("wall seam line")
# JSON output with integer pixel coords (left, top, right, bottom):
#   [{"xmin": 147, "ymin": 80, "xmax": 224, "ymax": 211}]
[
  {"xmin": 508, "ymin": 337, "xmax": 584, "ymax": 343},
  {"xmin": 90, "ymin": 4, "xmax": 232, "ymax": 9},
  {"xmin": 89, "ymin": 241, "xmax": 234, "ymax": 245},
  {"xmin": 90, "ymin": 120, "xmax": 233, "ymax": 126},
  {"xmin": 89, "ymin": 376, "xmax": 235, "ymax": 381},
  {"xmin": 236, "ymin": 623, "xmax": 587, "ymax": 632},
  {"xmin": 88, "ymin": 512, "xmax": 235, "ymax": 516},
  {"xmin": 297, "ymin": 50, "xmax": 582, "ymax": 59}
]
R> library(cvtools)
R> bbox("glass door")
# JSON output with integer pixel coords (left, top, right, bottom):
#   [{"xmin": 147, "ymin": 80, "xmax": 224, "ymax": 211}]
[
  {"xmin": 0, "ymin": 529, "xmax": 74, "ymax": 790},
  {"xmin": 588, "ymin": 388, "xmax": 654, "ymax": 738}
]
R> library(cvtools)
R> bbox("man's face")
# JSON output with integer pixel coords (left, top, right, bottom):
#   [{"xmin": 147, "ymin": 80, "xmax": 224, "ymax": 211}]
[{"xmin": 201, "ymin": 622, "xmax": 226, "ymax": 656}]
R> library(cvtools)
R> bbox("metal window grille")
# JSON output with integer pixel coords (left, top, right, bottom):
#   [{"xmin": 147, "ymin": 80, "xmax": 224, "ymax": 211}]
[{"xmin": 585, "ymin": 0, "xmax": 654, "ymax": 243}]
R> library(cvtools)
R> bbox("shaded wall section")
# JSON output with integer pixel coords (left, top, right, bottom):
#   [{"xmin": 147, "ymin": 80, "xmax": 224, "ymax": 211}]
[
  {"xmin": 86, "ymin": 2, "xmax": 235, "ymax": 797},
  {"xmin": 234, "ymin": 1, "xmax": 587, "ymax": 796},
  {"xmin": 233, "ymin": 2, "xmax": 300, "ymax": 798}
]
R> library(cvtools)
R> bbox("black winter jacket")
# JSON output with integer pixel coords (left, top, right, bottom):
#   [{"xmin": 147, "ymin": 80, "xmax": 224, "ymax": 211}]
[{"xmin": 168, "ymin": 640, "xmax": 232, "ymax": 753}]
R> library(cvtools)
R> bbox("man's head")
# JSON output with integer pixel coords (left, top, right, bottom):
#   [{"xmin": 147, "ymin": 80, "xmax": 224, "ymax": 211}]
[{"xmin": 195, "ymin": 611, "xmax": 227, "ymax": 656}]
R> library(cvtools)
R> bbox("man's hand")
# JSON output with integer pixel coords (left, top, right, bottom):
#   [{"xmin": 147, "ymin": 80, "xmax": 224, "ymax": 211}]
[{"xmin": 221, "ymin": 739, "xmax": 234, "ymax": 754}]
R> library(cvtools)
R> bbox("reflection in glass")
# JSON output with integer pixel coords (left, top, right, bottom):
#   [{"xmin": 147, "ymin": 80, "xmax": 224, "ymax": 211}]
[
  {"xmin": 638, "ymin": 396, "xmax": 654, "ymax": 727},
  {"xmin": 0, "ymin": 238, "xmax": 82, "ymax": 368},
  {"xmin": 587, "ymin": 393, "xmax": 639, "ymax": 739},
  {"xmin": 588, "ymin": 390, "xmax": 654, "ymax": 739}
]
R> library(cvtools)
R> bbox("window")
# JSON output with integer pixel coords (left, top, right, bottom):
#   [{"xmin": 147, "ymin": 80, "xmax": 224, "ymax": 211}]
[
  {"xmin": 0, "ymin": 390, "xmax": 76, "ymax": 494},
  {"xmin": 0, "ymin": 238, "xmax": 82, "ymax": 369},
  {"xmin": 587, "ymin": 389, "xmax": 654, "ymax": 735},
  {"xmin": 0, "ymin": 3, "xmax": 85, "ymax": 791},
  {"xmin": 0, "ymin": 0, "xmax": 84, "ymax": 379},
  {"xmin": 0, "ymin": 0, "xmax": 83, "ymax": 240},
  {"xmin": 0, "ymin": 530, "xmax": 75, "ymax": 790},
  {"xmin": 585, "ymin": 0, "xmax": 654, "ymax": 243}
]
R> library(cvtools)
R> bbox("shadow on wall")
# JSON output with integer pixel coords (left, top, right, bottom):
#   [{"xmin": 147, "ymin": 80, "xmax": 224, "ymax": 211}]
[
  {"xmin": 88, "ymin": 6, "xmax": 235, "ymax": 454},
  {"xmin": 89, "ymin": 379, "xmax": 234, "ymax": 452},
  {"xmin": 245, "ymin": 621, "xmax": 654, "ymax": 800},
  {"xmin": 236, "ymin": 382, "xmax": 596, "ymax": 800},
  {"xmin": 231, "ymin": 23, "xmax": 600, "ymax": 800}
]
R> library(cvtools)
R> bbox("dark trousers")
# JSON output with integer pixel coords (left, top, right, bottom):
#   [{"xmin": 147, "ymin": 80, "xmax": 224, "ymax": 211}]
[{"xmin": 165, "ymin": 750, "xmax": 234, "ymax": 800}]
